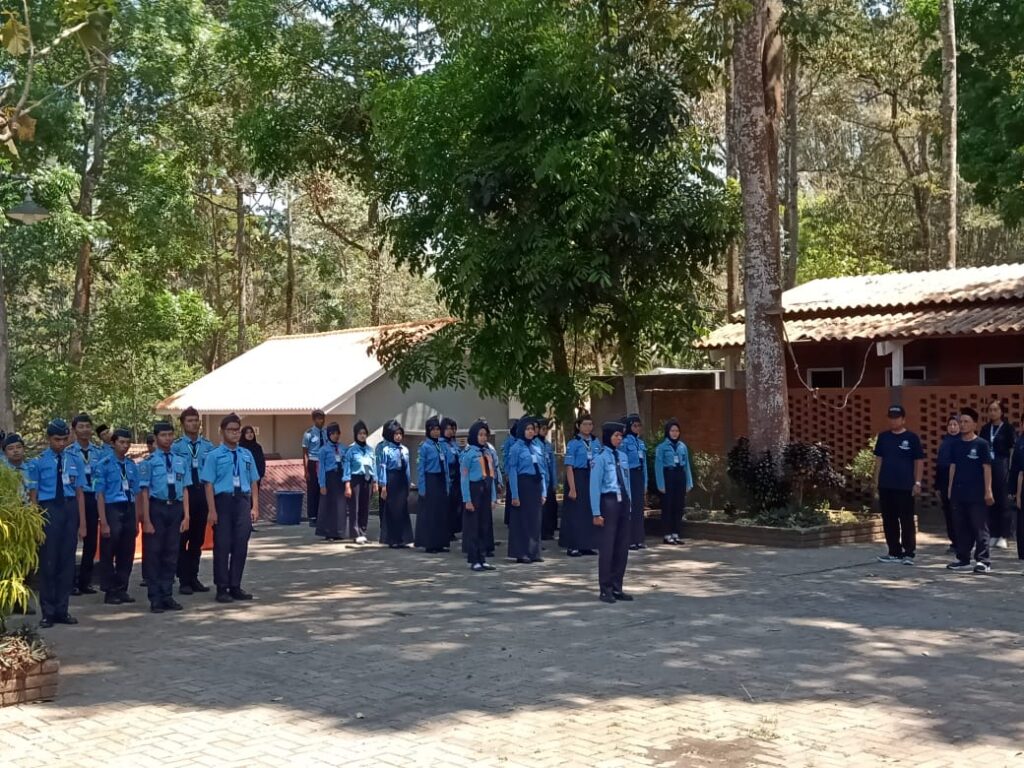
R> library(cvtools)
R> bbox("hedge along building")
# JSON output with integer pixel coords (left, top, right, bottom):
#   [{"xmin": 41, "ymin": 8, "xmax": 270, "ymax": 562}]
[{"xmin": 591, "ymin": 263, "xmax": 1024, "ymax": 495}]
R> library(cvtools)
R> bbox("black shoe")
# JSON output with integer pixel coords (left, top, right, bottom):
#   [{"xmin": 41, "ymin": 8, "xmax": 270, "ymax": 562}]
[
  {"xmin": 179, "ymin": 584, "xmax": 194, "ymax": 595},
  {"xmin": 71, "ymin": 586, "xmax": 82, "ymax": 596},
  {"xmin": 78, "ymin": 586, "xmax": 98, "ymax": 595},
  {"xmin": 104, "ymin": 592, "xmax": 124, "ymax": 605},
  {"xmin": 118, "ymin": 592, "xmax": 136, "ymax": 604},
  {"xmin": 486, "ymin": 551, "xmax": 495, "ymax": 558},
  {"xmin": 581, "ymin": 549, "xmax": 598, "ymax": 556},
  {"xmin": 162, "ymin": 598, "xmax": 183, "ymax": 611},
  {"xmin": 530, "ymin": 557, "xmax": 544, "ymax": 563},
  {"xmin": 191, "ymin": 580, "xmax": 211, "ymax": 593},
  {"xmin": 55, "ymin": 614, "xmax": 79, "ymax": 625},
  {"xmin": 567, "ymin": 549, "xmax": 582, "ymax": 557},
  {"xmin": 139, "ymin": 579, "xmax": 148, "ymax": 588},
  {"xmin": 480, "ymin": 562, "xmax": 496, "ymax": 571},
  {"xmin": 229, "ymin": 588, "xmax": 253, "ymax": 601},
  {"xmin": 39, "ymin": 617, "xmax": 54, "ymax": 628},
  {"xmin": 215, "ymin": 589, "xmax": 234, "ymax": 603},
  {"xmin": 150, "ymin": 604, "xmax": 166, "ymax": 613},
  {"xmin": 599, "ymin": 592, "xmax": 616, "ymax": 604},
  {"xmin": 515, "ymin": 558, "xmax": 531, "ymax": 564},
  {"xmin": 612, "ymin": 591, "xmax": 634, "ymax": 602}
]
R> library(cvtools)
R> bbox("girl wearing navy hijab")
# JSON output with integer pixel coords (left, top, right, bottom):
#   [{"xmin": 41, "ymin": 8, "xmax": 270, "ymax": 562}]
[
  {"xmin": 501, "ymin": 419, "xmax": 518, "ymax": 526},
  {"xmin": 621, "ymin": 414, "xmax": 649, "ymax": 549},
  {"xmin": 560, "ymin": 412, "xmax": 600, "ymax": 557},
  {"xmin": 461, "ymin": 420, "xmax": 498, "ymax": 571},
  {"xmin": 506, "ymin": 416, "xmax": 547, "ymax": 563},
  {"xmin": 343, "ymin": 420, "xmax": 377, "ymax": 544},
  {"xmin": 655, "ymin": 418, "xmax": 693, "ymax": 545},
  {"xmin": 590, "ymin": 421, "xmax": 633, "ymax": 603},
  {"xmin": 378, "ymin": 420, "xmax": 414, "ymax": 548},
  {"xmin": 440, "ymin": 417, "xmax": 462, "ymax": 541},
  {"xmin": 537, "ymin": 418, "xmax": 559, "ymax": 540},
  {"xmin": 316, "ymin": 422, "xmax": 346, "ymax": 541},
  {"xmin": 416, "ymin": 416, "xmax": 451, "ymax": 553}
]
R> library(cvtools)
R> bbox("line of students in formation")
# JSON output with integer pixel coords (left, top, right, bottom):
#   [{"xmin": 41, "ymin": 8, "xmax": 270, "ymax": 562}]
[{"xmin": 872, "ymin": 399, "xmax": 1024, "ymax": 574}]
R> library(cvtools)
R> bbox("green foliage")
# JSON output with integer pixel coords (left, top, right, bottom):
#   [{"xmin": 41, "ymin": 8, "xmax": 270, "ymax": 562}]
[
  {"xmin": 726, "ymin": 437, "xmax": 844, "ymax": 516},
  {"xmin": 797, "ymin": 193, "xmax": 893, "ymax": 282},
  {"xmin": 847, "ymin": 444, "xmax": 876, "ymax": 492},
  {"xmin": 0, "ymin": 467, "xmax": 44, "ymax": 632}
]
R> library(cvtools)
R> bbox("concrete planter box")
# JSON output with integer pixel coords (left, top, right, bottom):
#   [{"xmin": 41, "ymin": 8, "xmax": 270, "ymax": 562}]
[
  {"xmin": 679, "ymin": 517, "xmax": 883, "ymax": 548},
  {"xmin": 0, "ymin": 657, "xmax": 59, "ymax": 707}
]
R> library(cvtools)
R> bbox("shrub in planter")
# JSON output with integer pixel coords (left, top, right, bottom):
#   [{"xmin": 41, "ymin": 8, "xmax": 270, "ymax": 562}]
[{"xmin": 1, "ymin": 465, "xmax": 45, "ymax": 632}]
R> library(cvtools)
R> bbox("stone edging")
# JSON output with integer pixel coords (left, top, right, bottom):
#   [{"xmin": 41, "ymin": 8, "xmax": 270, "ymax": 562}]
[{"xmin": 0, "ymin": 658, "xmax": 59, "ymax": 707}]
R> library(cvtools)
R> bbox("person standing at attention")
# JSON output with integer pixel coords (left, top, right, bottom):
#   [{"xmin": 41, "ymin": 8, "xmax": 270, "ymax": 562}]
[
  {"xmin": 378, "ymin": 420, "xmax": 414, "ymax": 548},
  {"xmin": 591, "ymin": 421, "xmax": 633, "ymax": 604},
  {"xmin": 29, "ymin": 419, "xmax": 85, "ymax": 627},
  {"xmin": 460, "ymin": 420, "xmax": 498, "ymax": 572},
  {"xmin": 66, "ymin": 413, "xmax": 105, "ymax": 596},
  {"xmin": 1012, "ymin": 427, "xmax": 1024, "ymax": 564},
  {"xmin": 416, "ymin": 416, "xmax": 451, "ymax": 553},
  {"xmin": 506, "ymin": 416, "xmax": 547, "ymax": 564},
  {"xmin": 946, "ymin": 407, "xmax": 995, "ymax": 574},
  {"xmin": 302, "ymin": 409, "xmax": 327, "ymax": 526},
  {"xmin": 655, "ymin": 418, "xmax": 693, "ymax": 546},
  {"xmin": 537, "ymin": 418, "xmax": 559, "ymax": 541},
  {"xmin": 202, "ymin": 414, "xmax": 261, "ymax": 602},
  {"xmin": 934, "ymin": 415, "xmax": 961, "ymax": 554},
  {"xmin": 96, "ymin": 429, "xmax": 141, "ymax": 606},
  {"xmin": 983, "ymin": 399, "xmax": 1017, "ymax": 550},
  {"xmin": 621, "ymin": 414, "xmax": 649, "ymax": 550},
  {"xmin": 316, "ymin": 422, "xmax": 347, "ymax": 541},
  {"xmin": 172, "ymin": 407, "xmax": 214, "ymax": 595},
  {"xmin": 872, "ymin": 405, "xmax": 925, "ymax": 565},
  {"xmin": 440, "ymin": 417, "xmax": 463, "ymax": 543},
  {"xmin": 139, "ymin": 422, "xmax": 191, "ymax": 613},
  {"xmin": 343, "ymin": 420, "xmax": 377, "ymax": 544},
  {"xmin": 560, "ymin": 413, "xmax": 599, "ymax": 558},
  {"xmin": 2, "ymin": 433, "xmax": 32, "ymax": 501}
]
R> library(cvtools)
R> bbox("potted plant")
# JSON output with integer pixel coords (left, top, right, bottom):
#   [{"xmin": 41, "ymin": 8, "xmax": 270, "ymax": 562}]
[{"xmin": 0, "ymin": 465, "xmax": 57, "ymax": 707}]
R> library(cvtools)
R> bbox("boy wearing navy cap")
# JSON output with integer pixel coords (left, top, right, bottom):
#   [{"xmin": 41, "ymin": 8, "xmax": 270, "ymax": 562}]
[
  {"xmin": 872, "ymin": 405, "xmax": 925, "ymax": 564},
  {"xmin": 946, "ymin": 407, "xmax": 995, "ymax": 574}
]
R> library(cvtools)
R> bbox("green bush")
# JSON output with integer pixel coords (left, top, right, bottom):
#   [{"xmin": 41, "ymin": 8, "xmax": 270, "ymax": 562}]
[
  {"xmin": 847, "ymin": 445, "xmax": 876, "ymax": 495},
  {"xmin": 0, "ymin": 466, "xmax": 45, "ymax": 633}
]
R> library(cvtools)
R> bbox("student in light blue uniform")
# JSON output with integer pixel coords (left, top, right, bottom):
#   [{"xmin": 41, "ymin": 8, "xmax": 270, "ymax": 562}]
[
  {"xmin": 506, "ymin": 416, "xmax": 547, "ymax": 563},
  {"xmin": 483, "ymin": 435, "xmax": 502, "ymax": 558},
  {"xmin": 343, "ymin": 420, "xmax": 377, "ymax": 544},
  {"xmin": 173, "ymin": 406, "xmax": 215, "ymax": 595},
  {"xmin": 201, "ymin": 413, "xmax": 260, "ymax": 602},
  {"xmin": 2, "ymin": 433, "xmax": 33, "ymax": 502},
  {"xmin": 416, "ymin": 416, "xmax": 451, "ymax": 553},
  {"xmin": 590, "ymin": 421, "xmax": 633, "ymax": 604},
  {"xmin": 460, "ymin": 419, "xmax": 498, "ymax": 571},
  {"xmin": 66, "ymin": 412, "xmax": 105, "ymax": 595},
  {"xmin": 560, "ymin": 413, "xmax": 600, "ymax": 557},
  {"xmin": 302, "ymin": 409, "xmax": 327, "ymax": 525},
  {"xmin": 501, "ymin": 419, "xmax": 518, "ymax": 526},
  {"xmin": 378, "ymin": 420, "xmax": 413, "ymax": 548},
  {"xmin": 316, "ymin": 422, "xmax": 347, "ymax": 541},
  {"xmin": 621, "ymin": 414, "xmax": 649, "ymax": 550},
  {"xmin": 440, "ymin": 417, "xmax": 462, "ymax": 541},
  {"xmin": 537, "ymin": 419, "xmax": 559, "ymax": 541},
  {"xmin": 29, "ymin": 419, "xmax": 86, "ymax": 627},
  {"xmin": 655, "ymin": 418, "xmax": 693, "ymax": 546},
  {"xmin": 96, "ymin": 428, "xmax": 141, "ymax": 605}
]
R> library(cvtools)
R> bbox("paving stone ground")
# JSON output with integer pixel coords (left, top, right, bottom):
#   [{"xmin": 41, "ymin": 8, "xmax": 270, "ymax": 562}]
[{"xmin": 3, "ymin": 515, "xmax": 1024, "ymax": 768}]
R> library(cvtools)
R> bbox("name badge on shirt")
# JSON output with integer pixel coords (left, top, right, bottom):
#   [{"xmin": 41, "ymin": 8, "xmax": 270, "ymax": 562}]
[
  {"xmin": 233, "ymin": 475, "xmax": 242, "ymax": 489},
  {"xmin": 674, "ymin": 454, "xmax": 680, "ymax": 466},
  {"xmin": 531, "ymin": 452, "xmax": 539, "ymax": 464},
  {"xmin": 62, "ymin": 471, "xmax": 71, "ymax": 486},
  {"xmin": 122, "ymin": 478, "xmax": 130, "ymax": 492},
  {"xmin": 167, "ymin": 474, "xmax": 176, "ymax": 487},
  {"xmin": 192, "ymin": 458, "xmax": 200, "ymax": 469}
]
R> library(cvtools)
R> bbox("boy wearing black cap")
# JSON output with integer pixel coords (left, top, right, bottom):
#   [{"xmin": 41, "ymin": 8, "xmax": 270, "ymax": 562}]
[
  {"xmin": 946, "ymin": 407, "xmax": 995, "ymax": 574},
  {"xmin": 302, "ymin": 410, "xmax": 327, "ymax": 525},
  {"xmin": 96, "ymin": 429, "xmax": 141, "ymax": 605},
  {"xmin": 872, "ymin": 405, "xmax": 925, "ymax": 564}
]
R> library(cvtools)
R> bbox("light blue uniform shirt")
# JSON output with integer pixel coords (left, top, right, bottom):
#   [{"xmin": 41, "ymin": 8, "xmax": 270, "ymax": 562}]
[
  {"xmin": 141, "ymin": 449, "xmax": 193, "ymax": 501},
  {"xmin": 500, "ymin": 435, "xmax": 516, "ymax": 476},
  {"xmin": 200, "ymin": 445, "xmax": 259, "ymax": 495},
  {"xmin": 654, "ymin": 439, "xmax": 694, "ymax": 493},
  {"xmin": 565, "ymin": 435, "xmax": 598, "ymax": 469},
  {"xmin": 507, "ymin": 438, "xmax": 548, "ymax": 502},
  {"xmin": 440, "ymin": 437, "xmax": 460, "ymax": 475},
  {"xmin": 97, "ymin": 454, "xmax": 141, "ymax": 504},
  {"xmin": 29, "ymin": 448, "xmax": 85, "ymax": 502},
  {"xmin": 66, "ymin": 440, "xmax": 106, "ymax": 494},
  {"xmin": 535, "ymin": 437, "xmax": 558, "ymax": 490},
  {"xmin": 172, "ymin": 435, "xmax": 215, "ymax": 483},
  {"xmin": 621, "ymin": 434, "xmax": 648, "ymax": 486},
  {"xmin": 460, "ymin": 444, "xmax": 498, "ymax": 503},
  {"xmin": 2, "ymin": 457, "xmax": 34, "ymax": 501},
  {"xmin": 418, "ymin": 438, "xmax": 449, "ymax": 495},
  {"xmin": 590, "ymin": 445, "xmax": 632, "ymax": 515},
  {"xmin": 317, "ymin": 440, "xmax": 347, "ymax": 487},
  {"xmin": 486, "ymin": 443, "xmax": 503, "ymax": 489},
  {"xmin": 377, "ymin": 442, "xmax": 411, "ymax": 486},
  {"xmin": 343, "ymin": 442, "xmax": 377, "ymax": 483},
  {"xmin": 302, "ymin": 426, "xmax": 327, "ymax": 462}
]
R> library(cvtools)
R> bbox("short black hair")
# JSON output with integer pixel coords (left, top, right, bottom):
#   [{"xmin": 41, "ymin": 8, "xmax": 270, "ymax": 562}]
[
  {"xmin": 312, "ymin": 409, "xmax": 325, "ymax": 418},
  {"xmin": 220, "ymin": 413, "xmax": 241, "ymax": 429},
  {"xmin": 180, "ymin": 406, "xmax": 200, "ymax": 421},
  {"xmin": 152, "ymin": 421, "xmax": 174, "ymax": 436},
  {"xmin": 113, "ymin": 428, "xmax": 133, "ymax": 441},
  {"xmin": 145, "ymin": 434, "xmax": 155, "ymax": 446},
  {"xmin": 960, "ymin": 407, "xmax": 979, "ymax": 422},
  {"xmin": 72, "ymin": 412, "xmax": 93, "ymax": 427},
  {"xmin": 96, "ymin": 424, "xmax": 110, "ymax": 436}
]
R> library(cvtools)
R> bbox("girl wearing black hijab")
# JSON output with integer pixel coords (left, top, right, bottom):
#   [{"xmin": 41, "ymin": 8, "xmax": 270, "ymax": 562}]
[
  {"xmin": 240, "ymin": 426, "xmax": 266, "ymax": 485},
  {"xmin": 506, "ymin": 416, "xmax": 547, "ymax": 563},
  {"xmin": 378, "ymin": 420, "xmax": 414, "ymax": 548},
  {"xmin": 416, "ymin": 415, "xmax": 451, "ymax": 553},
  {"xmin": 440, "ymin": 417, "xmax": 462, "ymax": 541},
  {"xmin": 654, "ymin": 418, "xmax": 693, "ymax": 545},
  {"xmin": 560, "ymin": 412, "xmax": 600, "ymax": 557},
  {"xmin": 590, "ymin": 421, "xmax": 633, "ymax": 603},
  {"xmin": 460, "ymin": 420, "xmax": 498, "ymax": 571},
  {"xmin": 343, "ymin": 420, "xmax": 377, "ymax": 544},
  {"xmin": 316, "ymin": 422, "xmax": 346, "ymax": 540}
]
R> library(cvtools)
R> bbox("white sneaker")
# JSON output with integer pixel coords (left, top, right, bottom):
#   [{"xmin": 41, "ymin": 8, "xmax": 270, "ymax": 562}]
[
  {"xmin": 973, "ymin": 562, "xmax": 992, "ymax": 574},
  {"xmin": 355, "ymin": 535, "xmax": 367, "ymax": 545},
  {"xmin": 994, "ymin": 537, "xmax": 1008, "ymax": 549},
  {"xmin": 876, "ymin": 555, "xmax": 902, "ymax": 564},
  {"xmin": 663, "ymin": 535, "xmax": 674, "ymax": 544}
]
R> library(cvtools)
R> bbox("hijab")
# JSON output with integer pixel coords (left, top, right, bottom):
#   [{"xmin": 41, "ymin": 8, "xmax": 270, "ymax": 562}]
[
  {"xmin": 602, "ymin": 421, "xmax": 625, "ymax": 449},
  {"xmin": 425, "ymin": 415, "xmax": 441, "ymax": 442},
  {"xmin": 325, "ymin": 422, "xmax": 341, "ymax": 442},
  {"xmin": 467, "ymin": 420, "xmax": 490, "ymax": 449},
  {"xmin": 383, "ymin": 419, "xmax": 403, "ymax": 444},
  {"xmin": 353, "ymin": 419, "xmax": 369, "ymax": 446},
  {"xmin": 516, "ymin": 416, "xmax": 539, "ymax": 442},
  {"xmin": 240, "ymin": 427, "xmax": 260, "ymax": 450},
  {"xmin": 663, "ymin": 418, "xmax": 680, "ymax": 446},
  {"xmin": 623, "ymin": 413, "xmax": 642, "ymax": 439},
  {"xmin": 440, "ymin": 416, "xmax": 458, "ymax": 437}
]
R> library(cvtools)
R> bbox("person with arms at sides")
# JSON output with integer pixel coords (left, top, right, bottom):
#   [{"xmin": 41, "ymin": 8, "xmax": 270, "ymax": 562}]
[
  {"xmin": 501, "ymin": 419, "xmax": 518, "ymax": 527},
  {"xmin": 202, "ymin": 414, "xmax": 261, "ymax": 602},
  {"xmin": 482, "ymin": 429, "xmax": 502, "ymax": 558},
  {"xmin": 1012, "ymin": 427, "xmax": 1024, "ymax": 563},
  {"xmin": 591, "ymin": 421, "xmax": 633, "ymax": 604},
  {"xmin": 302, "ymin": 409, "xmax": 327, "ymax": 525},
  {"xmin": 655, "ymin": 418, "xmax": 694, "ymax": 546},
  {"xmin": 29, "ymin": 419, "xmax": 85, "ymax": 627},
  {"xmin": 560, "ymin": 413, "xmax": 600, "ymax": 558},
  {"xmin": 440, "ymin": 417, "xmax": 463, "ymax": 542},
  {"xmin": 316, "ymin": 422, "xmax": 347, "ymax": 541},
  {"xmin": 378, "ymin": 420, "xmax": 414, "ymax": 548},
  {"xmin": 934, "ymin": 415, "xmax": 961, "ymax": 554},
  {"xmin": 343, "ymin": 420, "xmax": 377, "ymax": 544},
  {"xmin": 95, "ymin": 424, "xmax": 114, "ymax": 457},
  {"xmin": 983, "ymin": 399, "xmax": 1017, "ymax": 549},
  {"xmin": 240, "ymin": 425, "xmax": 265, "ymax": 533},
  {"xmin": 872, "ymin": 405, "xmax": 925, "ymax": 565},
  {"xmin": 2, "ymin": 433, "xmax": 33, "ymax": 501},
  {"xmin": 946, "ymin": 407, "xmax": 995, "ymax": 574},
  {"xmin": 537, "ymin": 418, "xmax": 559, "ymax": 541},
  {"xmin": 172, "ymin": 406, "xmax": 214, "ymax": 595},
  {"xmin": 416, "ymin": 416, "xmax": 451, "ymax": 553},
  {"xmin": 621, "ymin": 414, "xmax": 649, "ymax": 550},
  {"xmin": 96, "ymin": 428, "xmax": 141, "ymax": 606},
  {"xmin": 461, "ymin": 420, "xmax": 498, "ymax": 572},
  {"xmin": 140, "ymin": 422, "xmax": 191, "ymax": 613},
  {"xmin": 66, "ymin": 412, "xmax": 105, "ymax": 596},
  {"xmin": 506, "ymin": 416, "xmax": 547, "ymax": 564},
  {"xmin": 138, "ymin": 433, "xmax": 155, "ymax": 589}
]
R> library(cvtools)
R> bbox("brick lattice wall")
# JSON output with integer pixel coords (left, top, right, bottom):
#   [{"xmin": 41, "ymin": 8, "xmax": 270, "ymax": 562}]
[{"xmin": 0, "ymin": 658, "xmax": 59, "ymax": 706}]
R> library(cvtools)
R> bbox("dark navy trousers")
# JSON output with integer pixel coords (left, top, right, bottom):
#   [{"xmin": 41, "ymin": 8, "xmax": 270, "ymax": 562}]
[
  {"xmin": 213, "ymin": 493, "xmax": 252, "ymax": 589},
  {"xmin": 954, "ymin": 500, "xmax": 990, "ymax": 565},
  {"xmin": 77, "ymin": 491, "xmax": 99, "ymax": 589},
  {"xmin": 598, "ymin": 493, "xmax": 630, "ymax": 594},
  {"xmin": 100, "ymin": 501, "xmax": 137, "ymax": 595},
  {"xmin": 144, "ymin": 501, "xmax": 183, "ymax": 605},
  {"xmin": 178, "ymin": 484, "xmax": 208, "ymax": 586},
  {"xmin": 39, "ymin": 498, "xmax": 78, "ymax": 620}
]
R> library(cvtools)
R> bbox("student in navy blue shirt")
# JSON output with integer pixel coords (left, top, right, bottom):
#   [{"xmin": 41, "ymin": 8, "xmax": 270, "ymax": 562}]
[
  {"xmin": 934, "ymin": 415, "xmax": 961, "ymax": 554},
  {"xmin": 96, "ymin": 428, "xmax": 141, "ymax": 606},
  {"xmin": 621, "ymin": 414, "xmax": 648, "ymax": 550},
  {"xmin": 872, "ymin": 405, "xmax": 925, "ymax": 564},
  {"xmin": 590, "ymin": 421, "xmax": 633, "ymax": 604},
  {"xmin": 946, "ymin": 407, "xmax": 995, "ymax": 574},
  {"xmin": 982, "ymin": 399, "xmax": 1017, "ymax": 550}
]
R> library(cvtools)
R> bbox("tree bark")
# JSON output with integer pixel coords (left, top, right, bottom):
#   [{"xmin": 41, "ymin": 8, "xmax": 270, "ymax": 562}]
[
  {"xmin": 783, "ymin": 47, "xmax": 800, "ymax": 289},
  {"xmin": 725, "ymin": 32, "xmax": 742, "ymax": 316},
  {"xmin": 235, "ymin": 181, "xmax": 248, "ymax": 356},
  {"xmin": 734, "ymin": 0, "xmax": 790, "ymax": 460},
  {"xmin": 940, "ymin": 0, "xmax": 958, "ymax": 269},
  {"xmin": 68, "ymin": 62, "xmax": 109, "ymax": 369},
  {"xmin": 545, "ymin": 314, "xmax": 577, "ymax": 435},
  {"xmin": 368, "ymin": 199, "xmax": 383, "ymax": 326},
  {"xmin": 285, "ymin": 187, "xmax": 295, "ymax": 335},
  {"xmin": 0, "ymin": 251, "xmax": 14, "ymax": 429},
  {"xmin": 619, "ymin": 334, "xmax": 640, "ymax": 417}
]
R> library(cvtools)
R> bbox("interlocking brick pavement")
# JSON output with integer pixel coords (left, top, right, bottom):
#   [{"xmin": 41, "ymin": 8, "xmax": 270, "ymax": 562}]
[{"xmin": 3, "ymin": 517, "xmax": 1024, "ymax": 767}]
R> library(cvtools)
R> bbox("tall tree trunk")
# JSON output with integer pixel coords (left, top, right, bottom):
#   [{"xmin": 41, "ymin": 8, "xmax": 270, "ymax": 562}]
[
  {"xmin": 285, "ymin": 186, "xmax": 295, "ymax": 335},
  {"xmin": 235, "ymin": 182, "xmax": 248, "ymax": 356},
  {"xmin": 68, "ymin": 63, "xmax": 109, "ymax": 369},
  {"xmin": 783, "ymin": 47, "xmax": 800, "ymax": 289},
  {"xmin": 545, "ymin": 314, "xmax": 576, "ymax": 434},
  {"xmin": 725, "ymin": 31, "xmax": 742, "ymax": 315},
  {"xmin": 619, "ymin": 334, "xmax": 640, "ymax": 417},
  {"xmin": 734, "ymin": 0, "xmax": 790, "ymax": 460},
  {"xmin": 940, "ymin": 0, "xmax": 958, "ymax": 269},
  {"xmin": 0, "ymin": 252, "xmax": 14, "ymax": 429},
  {"xmin": 368, "ymin": 199, "xmax": 383, "ymax": 326}
]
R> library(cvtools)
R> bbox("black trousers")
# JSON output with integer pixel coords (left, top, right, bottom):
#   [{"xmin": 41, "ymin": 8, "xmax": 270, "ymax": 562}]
[
  {"xmin": 178, "ymin": 484, "xmax": 208, "ymax": 585},
  {"xmin": 989, "ymin": 458, "xmax": 1010, "ymax": 538},
  {"xmin": 661, "ymin": 468, "xmax": 687, "ymax": 537},
  {"xmin": 143, "ymin": 501, "xmax": 183, "ymax": 605},
  {"xmin": 100, "ymin": 501, "xmax": 137, "ymax": 595},
  {"xmin": 448, "ymin": 467, "xmax": 463, "ymax": 538},
  {"xmin": 347, "ymin": 476, "xmax": 372, "ymax": 538},
  {"xmin": 213, "ymin": 493, "xmax": 253, "ymax": 589},
  {"xmin": 306, "ymin": 463, "xmax": 321, "ymax": 522},
  {"xmin": 39, "ymin": 498, "xmax": 78, "ymax": 620},
  {"xmin": 463, "ymin": 480, "xmax": 492, "ymax": 564},
  {"xmin": 598, "ymin": 493, "xmax": 630, "ymax": 594},
  {"xmin": 77, "ymin": 491, "xmax": 99, "ymax": 589},
  {"xmin": 954, "ymin": 499, "xmax": 990, "ymax": 565},
  {"xmin": 938, "ymin": 489, "xmax": 956, "ymax": 548},
  {"xmin": 1017, "ymin": 501, "xmax": 1024, "ymax": 560},
  {"xmin": 878, "ymin": 488, "xmax": 916, "ymax": 557},
  {"xmin": 627, "ymin": 467, "xmax": 646, "ymax": 546}
]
